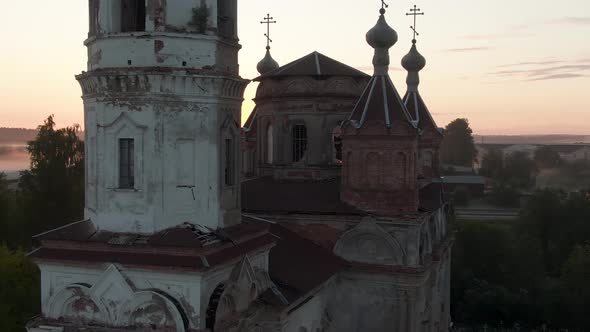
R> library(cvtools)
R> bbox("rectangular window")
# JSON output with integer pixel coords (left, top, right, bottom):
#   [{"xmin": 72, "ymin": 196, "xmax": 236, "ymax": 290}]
[
  {"xmin": 292, "ymin": 125, "xmax": 308, "ymax": 162},
  {"xmin": 224, "ymin": 138, "xmax": 234, "ymax": 186},
  {"xmin": 119, "ymin": 139, "xmax": 135, "ymax": 189},
  {"xmin": 121, "ymin": 0, "xmax": 146, "ymax": 32},
  {"xmin": 89, "ymin": 0, "xmax": 99, "ymax": 36}
]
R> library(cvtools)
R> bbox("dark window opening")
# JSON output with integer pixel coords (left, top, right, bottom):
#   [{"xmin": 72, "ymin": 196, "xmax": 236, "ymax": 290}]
[
  {"xmin": 119, "ymin": 139, "xmax": 135, "ymax": 189},
  {"xmin": 224, "ymin": 138, "xmax": 234, "ymax": 186},
  {"xmin": 217, "ymin": 0, "xmax": 235, "ymax": 39},
  {"xmin": 334, "ymin": 135, "xmax": 342, "ymax": 162},
  {"xmin": 292, "ymin": 125, "xmax": 308, "ymax": 162},
  {"xmin": 121, "ymin": 0, "xmax": 146, "ymax": 32},
  {"xmin": 89, "ymin": 0, "xmax": 99, "ymax": 36}
]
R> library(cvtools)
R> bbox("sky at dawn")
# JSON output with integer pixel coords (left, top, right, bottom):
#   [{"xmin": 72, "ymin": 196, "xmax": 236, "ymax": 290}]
[{"xmin": 0, "ymin": 0, "xmax": 589, "ymax": 135}]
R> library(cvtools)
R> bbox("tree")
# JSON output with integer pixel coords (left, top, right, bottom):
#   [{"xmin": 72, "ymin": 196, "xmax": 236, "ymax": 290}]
[
  {"xmin": 503, "ymin": 151, "xmax": 537, "ymax": 189},
  {"xmin": 519, "ymin": 189, "xmax": 565, "ymax": 275},
  {"xmin": 479, "ymin": 148, "xmax": 504, "ymax": 179},
  {"xmin": 0, "ymin": 245, "xmax": 40, "ymax": 331},
  {"xmin": 441, "ymin": 118, "xmax": 477, "ymax": 167},
  {"xmin": 534, "ymin": 146, "xmax": 561, "ymax": 169},
  {"xmin": 561, "ymin": 245, "xmax": 590, "ymax": 328},
  {"xmin": 488, "ymin": 183, "xmax": 520, "ymax": 208},
  {"xmin": 18, "ymin": 115, "xmax": 85, "ymax": 241}
]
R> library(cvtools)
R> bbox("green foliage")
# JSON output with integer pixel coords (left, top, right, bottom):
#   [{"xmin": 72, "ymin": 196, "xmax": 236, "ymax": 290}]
[
  {"xmin": 503, "ymin": 151, "xmax": 537, "ymax": 188},
  {"xmin": 0, "ymin": 245, "xmax": 40, "ymax": 331},
  {"xmin": 441, "ymin": 118, "xmax": 478, "ymax": 167},
  {"xmin": 534, "ymin": 146, "xmax": 562, "ymax": 169},
  {"xmin": 0, "ymin": 116, "xmax": 85, "ymax": 250},
  {"xmin": 18, "ymin": 115, "xmax": 84, "ymax": 241},
  {"xmin": 479, "ymin": 148, "xmax": 504, "ymax": 179},
  {"xmin": 453, "ymin": 190, "xmax": 590, "ymax": 329},
  {"xmin": 487, "ymin": 183, "xmax": 520, "ymax": 208},
  {"xmin": 190, "ymin": 3, "xmax": 209, "ymax": 33}
]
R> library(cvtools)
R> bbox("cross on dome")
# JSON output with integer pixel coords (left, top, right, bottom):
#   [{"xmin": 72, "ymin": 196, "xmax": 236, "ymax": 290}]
[
  {"xmin": 257, "ymin": 13, "xmax": 280, "ymax": 74},
  {"xmin": 406, "ymin": 5, "xmax": 424, "ymax": 41},
  {"xmin": 260, "ymin": 13, "xmax": 277, "ymax": 50}
]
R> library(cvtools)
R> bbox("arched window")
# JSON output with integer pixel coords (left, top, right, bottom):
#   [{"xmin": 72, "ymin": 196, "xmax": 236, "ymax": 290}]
[
  {"xmin": 422, "ymin": 151, "xmax": 433, "ymax": 168},
  {"xmin": 224, "ymin": 136, "xmax": 235, "ymax": 186},
  {"xmin": 366, "ymin": 152, "xmax": 381, "ymax": 188},
  {"xmin": 396, "ymin": 152, "xmax": 407, "ymax": 188},
  {"xmin": 292, "ymin": 124, "xmax": 308, "ymax": 162},
  {"xmin": 332, "ymin": 127, "xmax": 343, "ymax": 162},
  {"xmin": 266, "ymin": 124, "xmax": 274, "ymax": 164},
  {"xmin": 217, "ymin": 0, "xmax": 235, "ymax": 39},
  {"xmin": 345, "ymin": 151, "xmax": 353, "ymax": 185}
]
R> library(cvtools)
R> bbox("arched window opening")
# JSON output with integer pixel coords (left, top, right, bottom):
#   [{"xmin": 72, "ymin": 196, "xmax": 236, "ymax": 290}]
[
  {"xmin": 397, "ymin": 152, "xmax": 407, "ymax": 188},
  {"xmin": 345, "ymin": 152, "xmax": 353, "ymax": 185},
  {"xmin": 266, "ymin": 124, "xmax": 274, "ymax": 164},
  {"xmin": 224, "ymin": 136, "xmax": 235, "ymax": 186},
  {"xmin": 292, "ymin": 124, "xmax": 308, "ymax": 162},
  {"xmin": 366, "ymin": 152, "xmax": 381, "ymax": 188},
  {"xmin": 217, "ymin": 0, "xmax": 235, "ymax": 39},
  {"xmin": 89, "ymin": 0, "xmax": 99, "ymax": 36},
  {"xmin": 121, "ymin": 0, "xmax": 146, "ymax": 32},
  {"xmin": 206, "ymin": 283, "xmax": 226, "ymax": 331},
  {"xmin": 332, "ymin": 127, "xmax": 343, "ymax": 162}
]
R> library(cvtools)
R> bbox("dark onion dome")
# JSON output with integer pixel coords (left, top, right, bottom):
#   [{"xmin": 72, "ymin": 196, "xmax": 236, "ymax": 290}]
[
  {"xmin": 366, "ymin": 11, "xmax": 398, "ymax": 50},
  {"xmin": 401, "ymin": 40, "xmax": 426, "ymax": 72},
  {"xmin": 256, "ymin": 47, "xmax": 280, "ymax": 75},
  {"xmin": 345, "ymin": 8, "xmax": 415, "ymax": 130}
]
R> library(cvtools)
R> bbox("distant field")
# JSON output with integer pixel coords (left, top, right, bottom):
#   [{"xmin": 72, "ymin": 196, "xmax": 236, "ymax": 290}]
[
  {"xmin": 474, "ymin": 134, "xmax": 590, "ymax": 144},
  {"xmin": 0, "ymin": 144, "xmax": 29, "ymax": 174},
  {"xmin": 537, "ymin": 168, "xmax": 590, "ymax": 191}
]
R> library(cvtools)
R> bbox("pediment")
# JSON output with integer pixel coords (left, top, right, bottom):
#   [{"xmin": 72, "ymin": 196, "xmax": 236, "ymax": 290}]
[
  {"xmin": 99, "ymin": 112, "xmax": 148, "ymax": 131},
  {"xmin": 334, "ymin": 219, "xmax": 406, "ymax": 266},
  {"xmin": 90, "ymin": 264, "xmax": 135, "ymax": 322}
]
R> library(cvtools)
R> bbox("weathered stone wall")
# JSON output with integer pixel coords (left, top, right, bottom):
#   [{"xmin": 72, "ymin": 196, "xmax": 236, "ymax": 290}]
[
  {"xmin": 247, "ymin": 75, "xmax": 370, "ymax": 179},
  {"xmin": 79, "ymin": 70, "xmax": 247, "ymax": 233}
]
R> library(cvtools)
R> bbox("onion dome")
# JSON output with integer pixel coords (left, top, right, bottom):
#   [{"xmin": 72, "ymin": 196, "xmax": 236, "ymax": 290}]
[
  {"xmin": 402, "ymin": 39, "xmax": 426, "ymax": 92},
  {"xmin": 401, "ymin": 40, "xmax": 426, "ymax": 72},
  {"xmin": 347, "ymin": 8, "xmax": 415, "ymax": 130},
  {"xmin": 365, "ymin": 8, "xmax": 398, "ymax": 75},
  {"xmin": 257, "ymin": 47, "xmax": 280, "ymax": 75}
]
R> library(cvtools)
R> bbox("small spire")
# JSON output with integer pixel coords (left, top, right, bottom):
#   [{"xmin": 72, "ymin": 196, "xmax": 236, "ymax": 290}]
[
  {"xmin": 257, "ymin": 14, "xmax": 279, "ymax": 74},
  {"xmin": 366, "ymin": 2, "xmax": 398, "ymax": 76}
]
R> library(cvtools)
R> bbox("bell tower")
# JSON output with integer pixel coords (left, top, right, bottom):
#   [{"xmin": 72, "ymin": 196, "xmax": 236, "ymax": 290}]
[{"xmin": 79, "ymin": 0, "xmax": 248, "ymax": 233}]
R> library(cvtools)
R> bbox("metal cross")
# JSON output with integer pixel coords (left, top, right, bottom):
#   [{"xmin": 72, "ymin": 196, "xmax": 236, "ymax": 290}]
[
  {"xmin": 260, "ymin": 13, "xmax": 277, "ymax": 49},
  {"xmin": 406, "ymin": 5, "xmax": 425, "ymax": 40}
]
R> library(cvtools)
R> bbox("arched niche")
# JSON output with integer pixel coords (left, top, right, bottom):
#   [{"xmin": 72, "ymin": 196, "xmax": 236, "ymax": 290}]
[
  {"xmin": 47, "ymin": 284, "xmax": 106, "ymax": 323},
  {"xmin": 334, "ymin": 220, "xmax": 406, "ymax": 266}
]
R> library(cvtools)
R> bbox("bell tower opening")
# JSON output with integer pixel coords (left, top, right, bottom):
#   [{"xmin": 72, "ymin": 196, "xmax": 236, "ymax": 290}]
[
  {"xmin": 217, "ymin": 0, "xmax": 236, "ymax": 39},
  {"xmin": 121, "ymin": 0, "xmax": 146, "ymax": 32}
]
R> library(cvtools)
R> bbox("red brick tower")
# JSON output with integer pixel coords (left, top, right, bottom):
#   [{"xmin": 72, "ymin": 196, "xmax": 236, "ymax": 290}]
[{"xmin": 340, "ymin": 7, "xmax": 419, "ymax": 215}]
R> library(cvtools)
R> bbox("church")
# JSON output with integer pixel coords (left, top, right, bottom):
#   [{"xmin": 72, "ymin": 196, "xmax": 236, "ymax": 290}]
[{"xmin": 27, "ymin": 1, "xmax": 451, "ymax": 331}]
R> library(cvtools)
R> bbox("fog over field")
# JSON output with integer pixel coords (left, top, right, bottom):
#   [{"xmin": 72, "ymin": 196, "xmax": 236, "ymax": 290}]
[{"xmin": 0, "ymin": 144, "xmax": 28, "ymax": 174}]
